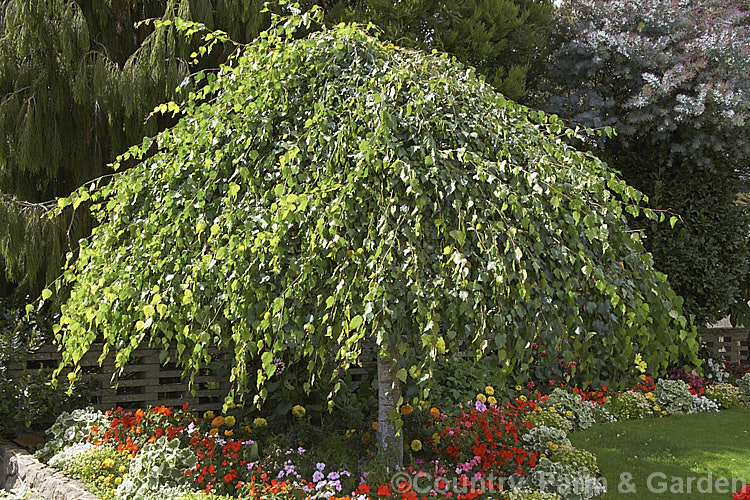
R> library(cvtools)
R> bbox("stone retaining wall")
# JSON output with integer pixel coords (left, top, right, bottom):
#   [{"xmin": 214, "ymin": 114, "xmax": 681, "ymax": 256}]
[{"xmin": 0, "ymin": 442, "xmax": 97, "ymax": 499}]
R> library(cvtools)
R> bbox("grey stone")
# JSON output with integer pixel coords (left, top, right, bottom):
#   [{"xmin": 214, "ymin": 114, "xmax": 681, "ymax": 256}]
[{"xmin": 0, "ymin": 442, "xmax": 98, "ymax": 499}]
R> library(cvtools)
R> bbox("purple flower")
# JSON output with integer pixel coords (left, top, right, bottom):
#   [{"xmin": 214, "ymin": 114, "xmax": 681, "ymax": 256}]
[
  {"xmin": 327, "ymin": 471, "xmax": 340, "ymax": 480},
  {"xmin": 316, "ymin": 462, "xmax": 326, "ymax": 472},
  {"xmin": 313, "ymin": 471, "xmax": 325, "ymax": 482},
  {"xmin": 474, "ymin": 399, "xmax": 487, "ymax": 412}
]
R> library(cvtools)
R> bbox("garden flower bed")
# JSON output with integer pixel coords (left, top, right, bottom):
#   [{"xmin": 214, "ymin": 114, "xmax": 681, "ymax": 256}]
[{"xmin": 25, "ymin": 358, "xmax": 750, "ymax": 500}]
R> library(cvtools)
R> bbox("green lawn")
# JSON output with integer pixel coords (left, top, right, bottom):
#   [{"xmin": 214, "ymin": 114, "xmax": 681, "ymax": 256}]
[{"xmin": 568, "ymin": 409, "xmax": 750, "ymax": 499}]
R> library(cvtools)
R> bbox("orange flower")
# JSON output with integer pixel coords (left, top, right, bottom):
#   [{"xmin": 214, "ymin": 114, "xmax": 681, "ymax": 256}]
[
  {"xmin": 400, "ymin": 404, "xmax": 413, "ymax": 415},
  {"xmin": 224, "ymin": 429, "xmax": 234, "ymax": 437},
  {"xmin": 429, "ymin": 407, "xmax": 441, "ymax": 419},
  {"xmin": 362, "ymin": 432, "xmax": 372, "ymax": 444},
  {"xmin": 371, "ymin": 421, "xmax": 378, "ymax": 431},
  {"xmin": 209, "ymin": 428, "xmax": 219, "ymax": 436},
  {"xmin": 211, "ymin": 416, "xmax": 225, "ymax": 428}
]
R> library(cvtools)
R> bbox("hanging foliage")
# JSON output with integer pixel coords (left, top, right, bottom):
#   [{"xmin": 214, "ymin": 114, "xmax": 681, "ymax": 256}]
[{"xmin": 46, "ymin": 6, "xmax": 698, "ymax": 462}]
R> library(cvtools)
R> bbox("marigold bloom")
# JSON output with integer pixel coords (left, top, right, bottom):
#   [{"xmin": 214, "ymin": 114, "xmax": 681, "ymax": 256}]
[
  {"xmin": 361, "ymin": 432, "xmax": 372, "ymax": 444},
  {"xmin": 485, "ymin": 386, "xmax": 495, "ymax": 396},
  {"xmin": 253, "ymin": 417, "xmax": 268, "ymax": 428},
  {"xmin": 400, "ymin": 404, "xmax": 413, "ymax": 415},
  {"xmin": 371, "ymin": 421, "xmax": 378, "ymax": 431},
  {"xmin": 429, "ymin": 407, "xmax": 441, "ymax": 420},
  {"xmin": 224, "ymin": 415, "xmax": 236, "ymax": 428},
  {"xmin": 410, "ymin": 439, "xmax": 422, "ymax": 452},
  {"xmin": 291, "ymin": 405, "xmax": 306, "ymax": 418},
  {"xmin": 204, "ymin": 410, "xmax": 215, "ymax": 421},
  {"xmin": 211, "ymin": 416, "xmax": 226, "ymax": 428}
]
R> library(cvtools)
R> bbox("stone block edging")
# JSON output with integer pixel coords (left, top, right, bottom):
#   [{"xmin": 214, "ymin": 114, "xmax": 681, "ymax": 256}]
[{"xmin": 0, "ymin": 442, "xmax": 98, "ymax": 499}]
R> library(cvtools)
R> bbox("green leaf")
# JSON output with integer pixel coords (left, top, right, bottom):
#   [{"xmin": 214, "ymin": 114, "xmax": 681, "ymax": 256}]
[{"xmin": 349, "ymin": 315, "xmax": 363, "ymax": 330}]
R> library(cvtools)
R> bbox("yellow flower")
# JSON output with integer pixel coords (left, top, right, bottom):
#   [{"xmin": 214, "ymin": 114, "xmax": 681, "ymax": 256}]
[
  {"xmin": 662, "ymin": 410, "xmax": 667, "ymax": 415},
  {"xmin": 549, "ymin": 406, "xmax": 557, "ymax": 412},
  {"xmin": 487, "ymin": 396, "xmax": 497, "ymax": 405},
  {"xmin": 345, "ymin": 429, "xmax": 357, "ymax": 438},
  {"xmin": 253, "ymin": 417, "xmax": 268, "ymax": 428},
  {"xmin": 645, "ymin": 392, "xmax": 655, "ymax": 401},
  {"xmin": 211, "ymin": 416, "xmax": 225, "ymax": 428},
  {"xmin": 292, "ymin": 405, "xmax": 306, "ymax": 418},
  {"xmin": 410, "ymin": 439, "xmax": 423, "ymax": 452},
  {"xmin": 653, "ymin": 405, "xmax": 661, "ymax": 412},
  {"xmin": 226, "ymin": 401, "xmax": 237, "ymax": 410},
  {"xmin": 101, "ymin": 458, "xmax": 115, "ymax": 469},
  {"xmin": 519, "ymin": 395, "xmax": 527, "ymax": 402},
  {"xmin": 429, "ymin": 407, "xmax": 441, "ymax": 420},
  {"xmin": 203, "ymin": 410, "xmax": 215, "ymax": 421},
  {"xmin": 118, "ymin": 466, "xmax": 126, "ymax": 474},
  {"xmin": 485, "ymin": 386, "xmax": 495, "ymax": 396},
  {"xmin": 566, "ymin": 410, "xmax": 573, "ymax": 417},
  {"xmin": 515, "ymin": 385, "xmax": 523, "ymax": 392},
  {"xmin": 431, "ymin": 432, "xmax": 441, "ymax": 444},
  {"xmin": 477, "ymin": 394, "xmax": 487, "ymax": 403},
  {"xmin": 115, "ymin": 477, "xmax": 122, "ymax": 486},
  {"xmin": 549, "ymin": 443, "xmax": 559, "ymax": 452},
  {"xmin": 224, "ymin": 415, "xmax": 236, "ymax": 428}
]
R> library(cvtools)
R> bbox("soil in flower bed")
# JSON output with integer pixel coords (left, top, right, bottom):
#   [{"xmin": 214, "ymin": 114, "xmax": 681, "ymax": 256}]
[{"xmin": 569, "ymin": 408, "xmax": 750, "ymax": 499}]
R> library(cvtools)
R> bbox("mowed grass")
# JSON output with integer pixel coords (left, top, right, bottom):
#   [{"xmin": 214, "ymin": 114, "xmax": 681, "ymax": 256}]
[{"xmin": 568, "ymin": 409, "xmax": 750, "ymax": 499}]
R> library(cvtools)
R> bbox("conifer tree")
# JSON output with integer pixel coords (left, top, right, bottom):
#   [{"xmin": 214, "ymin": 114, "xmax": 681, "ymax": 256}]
[{"xmin": 0, "ymin": 0, "xmax": 267, "ymax": 302}]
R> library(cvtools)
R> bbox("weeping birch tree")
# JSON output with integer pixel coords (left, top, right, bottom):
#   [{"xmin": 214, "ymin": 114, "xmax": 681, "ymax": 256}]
[{"xmin": 48, "ymin": 7, "xmax": 698, "ymax": 465}]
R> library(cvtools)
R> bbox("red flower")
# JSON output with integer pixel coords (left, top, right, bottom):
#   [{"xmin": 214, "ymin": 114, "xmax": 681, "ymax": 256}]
[
  {"xmin": 378, "ymin": 484, "xmax": 392, "ymax": 497},
  {"xmin": 182, "ymin": 402, "xmax": 189, "ymax": 411},
  {"xmin": 733, "ymin": 484, "xmax": 750, "ymax": 500},
  {"xmin": 356, "ymin": 483, "xmax": 371, "ymax": 494},
  {"xmin": 224, "ymin": 473, "xmax": 233, "ymax": 483}
]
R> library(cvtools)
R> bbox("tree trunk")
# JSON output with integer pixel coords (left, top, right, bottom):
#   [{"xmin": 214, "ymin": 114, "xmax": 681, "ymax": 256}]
[{"xmin": 377, "ymin": 345, "xmax": 403, "ymax": 467}]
